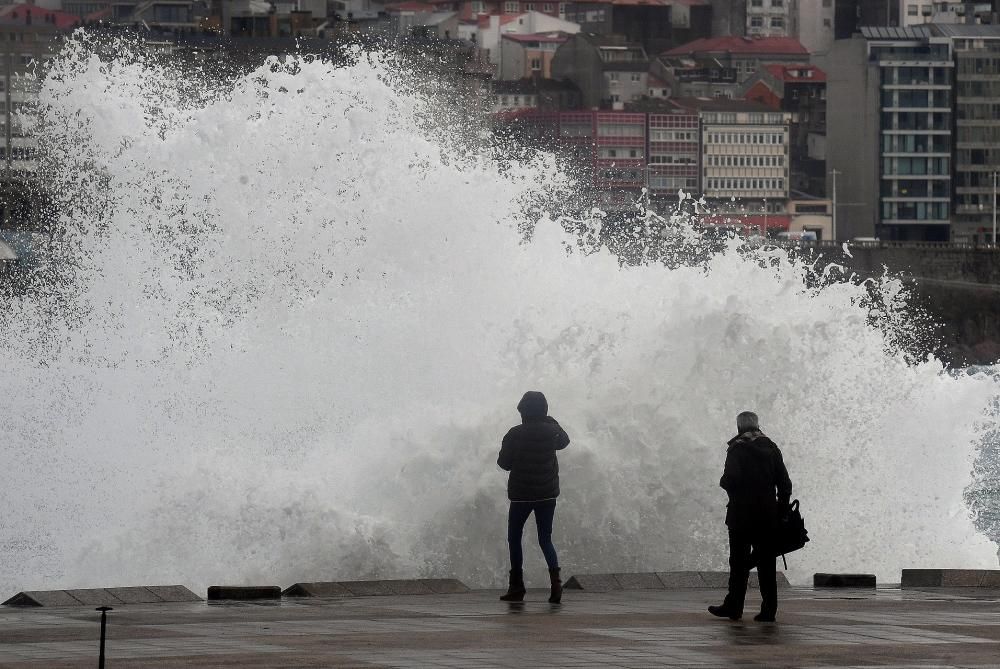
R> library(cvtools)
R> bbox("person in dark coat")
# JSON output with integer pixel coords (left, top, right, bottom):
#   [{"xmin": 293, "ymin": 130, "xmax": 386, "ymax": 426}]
[
  {"xmin": 497, "ymin": 390, "xmax": 570, "ymax": 603},
  {"xmin": 709, "ymin": 411, "xmax": 792, "ymax": 622}
]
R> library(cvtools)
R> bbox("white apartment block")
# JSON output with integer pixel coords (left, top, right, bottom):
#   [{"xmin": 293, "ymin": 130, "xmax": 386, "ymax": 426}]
[
  {"xmin": 747, "ymin": 0, "xmax": 791, "ymax": 37},
  {"xmin": 795, "ymin": 0, "xmax": 836, "ymax": 54},
  {"xmin": 900, "ymin": 0, "xmax": 993, "ymax": 24},
  {"xmin": 702, "ymin": 109, "xmax": 792, "ymax": 206}
]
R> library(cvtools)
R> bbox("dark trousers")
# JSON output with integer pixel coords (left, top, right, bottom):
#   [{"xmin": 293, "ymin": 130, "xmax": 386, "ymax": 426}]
[
  {"xmin": 723, "ymin": 526, "xmax": 777, "ymax": 617},
  {"xmin": 507, "ymin": 499, "xmax": 558, "ymax": 571}
]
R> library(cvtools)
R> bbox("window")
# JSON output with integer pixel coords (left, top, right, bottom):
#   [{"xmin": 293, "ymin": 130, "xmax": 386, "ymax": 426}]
[
  {"xmin": 505, "ymin": 1, "xmax": 518, "ymax": 12},
  {"xmin": 771, "ymin": 16, "xmax": 784, "ymax": 28},
  {"xmin": 921, "ymin": 4, "xmax": 931, "ymax": 14},
  {"xmin": 558, "ymin": 2, "xmax": 566, "ymax": 14},
  {"xmin": 751, "ymin": 16, "xmax": 763, "ymax": 27},
  {"xmin": 630, "ymin": 72, "xmax": 641, "ymax": 82},
  {"xmin": 771, "ymin": 0, "xmax": 783, "ymax": 6},
  {"xmin": 823, "ymin": 18, "xmax": 831, "ymax": 27},
  {"xmin": 542, "ymin": 2, "xmax": 553, "ymax": 10},
  {"xmin": 530, "ymin": 57, "xmax": 541, "ymax": 71},
  {"xmin": 472, "ymin": 1, "xmax": 485, "ymax": 12},
  {"xmin": 609, "ymin": 72, "xmax": 619, "ymax": 81},
  {"xmin": 822, "ymin": 0, "xmax": 831, "ymax": 6},
  {"xmin": 525, "ymin": 2, "xmax": 534, "ymax": 9},
  {"xmin": 908, "ymin": 3, "xmax": 918, "ymax": 15},
  {"xmin": 751, "ymin": 0, "xmax": 763, "ymax": 6}
]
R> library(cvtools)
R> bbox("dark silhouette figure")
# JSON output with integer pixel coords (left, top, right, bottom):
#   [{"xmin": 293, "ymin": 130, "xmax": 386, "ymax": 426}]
[
  {"xmin": 709, "ymin": 411, "xmax": 792, "ymax": 623},
  {"xmin": 497, "ymin": 391, "xmax": 570, "ymax": 603}
]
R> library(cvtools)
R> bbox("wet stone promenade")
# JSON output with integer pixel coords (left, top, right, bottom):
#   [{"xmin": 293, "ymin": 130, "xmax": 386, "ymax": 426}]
[{"xmin": 2, "ymin": 586, "xmax": 1000, "ymax": 668}]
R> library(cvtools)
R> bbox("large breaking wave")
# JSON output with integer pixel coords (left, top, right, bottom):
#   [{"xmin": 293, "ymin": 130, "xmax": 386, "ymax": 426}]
[{"xmin": 0, "ymin": 35, "xmax": 997, "ymax": 594}]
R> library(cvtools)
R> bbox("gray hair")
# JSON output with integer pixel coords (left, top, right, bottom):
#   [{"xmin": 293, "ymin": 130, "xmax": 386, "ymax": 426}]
[{"xmin": 737, "ymin": 411, "xmax": 759, "ymax": 433}]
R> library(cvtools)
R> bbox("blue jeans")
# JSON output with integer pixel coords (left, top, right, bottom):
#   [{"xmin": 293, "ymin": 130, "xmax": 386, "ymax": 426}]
[{"xmin": 507, "ymin": 499, "xmax": 558, "ymax": 571}]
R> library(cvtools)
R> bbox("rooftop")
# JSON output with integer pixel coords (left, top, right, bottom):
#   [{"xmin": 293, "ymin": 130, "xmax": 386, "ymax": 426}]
[
  {"xmin": 571, "ymin": 0, "xmax": 708, "ymax": 5},
  {"xmin": 0, "ymin": 3, "xmax": 83, "ymax": 30},
  {"xmin": 502, "ymin": 31, "xmax": 571, "ymax": 44},
  {"xmin": 670, "ymin": 96, "xmax": 778, "ymax": 113},
  {"xmin": 763, "ymin": 63, "xmax": 827, "ymax": 83},
  {"xmin": 859, "ymin": 25, "xmax": 934, "ymax": 40},
  {"xmin": 664, "ymin": 35, "xmax": 808, "ymax": 57},
  {"xmin": 932, "ymin": 23, "xmax": 1000, "ymax": 38},
  {"xmin": 385, "ymin": 2, "xmax": 437, "ymax": 12}
]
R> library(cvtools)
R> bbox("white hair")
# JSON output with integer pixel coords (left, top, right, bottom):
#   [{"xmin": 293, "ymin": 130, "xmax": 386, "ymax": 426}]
[{"xmin": 737, "ymin": 411, "xmax": 759, "ymax": 433}]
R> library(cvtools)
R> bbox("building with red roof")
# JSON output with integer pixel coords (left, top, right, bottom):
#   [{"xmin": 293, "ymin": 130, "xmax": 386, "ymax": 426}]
[
  {"xmin": 741, "ymin": 63, "xmax": 827, "ymax": 197},
  {"xmin": 0, "ymin": 3, "xmax": 84, "ymax": 30}
]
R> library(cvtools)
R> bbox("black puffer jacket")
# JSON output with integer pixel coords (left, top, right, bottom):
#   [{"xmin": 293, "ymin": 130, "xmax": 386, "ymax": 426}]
[
  {"xmin": 720, "ymin": 430, "xmax": 792, "ymax": 529},
  {"xmin": 498, "ymin": 391, "xmax": 570, "ymax": 502}
]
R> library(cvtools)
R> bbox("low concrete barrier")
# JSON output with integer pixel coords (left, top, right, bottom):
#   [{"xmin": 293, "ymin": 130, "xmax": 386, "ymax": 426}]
[
  {"xmin": 901, "ymin": 569, "xmax": 1000, "ymax": 588},
  {"xmin": 3, "ymin": 585, "xmax": 201, "ymax": 607},
  {"xmin": 564, "ymin": 571, "xmax": 790, "ymax": 592},
  {"xmin": 207, "ymin": 586, "xmax": 281, "ymax": 601},
  {"xmin": 282, "ymin": 579, "xmax": 470, "ymax": 598},
  {"xmin": 814, "ymin": 573, "xmax": 876, "ymax": 588}
]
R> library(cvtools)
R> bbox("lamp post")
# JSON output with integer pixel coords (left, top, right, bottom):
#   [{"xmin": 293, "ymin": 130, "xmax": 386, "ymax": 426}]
[
  {"xmin": 763, "ymin": 197, "xmax": 768, "ymax": 237},
  {"xmin": 830, "ymin": 168, "xmax": 840, "ymax": 242},
  {"xmin": 993, "ymin": 170, "xmax": 997, "ymax": 246}
]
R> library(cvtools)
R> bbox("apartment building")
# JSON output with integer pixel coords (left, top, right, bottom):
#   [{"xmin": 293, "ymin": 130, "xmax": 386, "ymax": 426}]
[
  {"xmin": 561, "ymin": 0, "xmax": 712, "ymax": 55},
  {"xmin": 550, "ymin": 33, "xmax": 649, "ymax": 109},
  {"xmin": 900, "ymin": 1, "xmax": 994, "ymax": 25},
  {"xmin": 673, "ymin": 97, "xmax": 791, "ymax": 211},
  {"xmin": 474, "ymin": 10, "xmax": 578, "ymax": 73},
  {"xmin": 746, "ymin": 0, "xmax": 791, "ymax": 38},
  {"xmin": 662, "ymin": 35, "xmax": 808, "ymax": 84},
  {"xmin": 943, "ymin": 23, "xmax": 1000, "ymax": 242},
  {"xmin": 651, "ymin": 54, "xmax": 741, "ymax": 98},
  {"xmin": 0, "ymin": 5, "xmax": 70, "ymax": 228},
  {"xmin": 795, "ymin": 0, "xmax": 836, "ymax": 54},
  {"xmin": 498, "ymin": 31, "xmax": 570, "ymax": 78},
  {"xmin": 0, "ymin": 7, "xmax": 68, "ymax": 178},
  {"xmin": 646, "ymin": 110, "xmax": 699, "ymax": 196},
  {"xmin": 824, "ymin": 25, "xmax": 954, "ymax": 241},
  {"xmin": 742, "ymin": 63, "xmax": 827, "ymax": 195}
]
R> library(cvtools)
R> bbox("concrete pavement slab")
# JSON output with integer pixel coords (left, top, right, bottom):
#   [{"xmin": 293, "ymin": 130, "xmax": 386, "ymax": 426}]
[{"xmin": 2, "ymin": 586, "xmax": 1000, "ymax": 667}]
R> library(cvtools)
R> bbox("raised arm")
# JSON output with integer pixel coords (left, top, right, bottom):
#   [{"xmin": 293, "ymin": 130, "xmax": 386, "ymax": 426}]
[{"xmin": 545, "ymin": 417, "xmax": 570, "ymax": 450}]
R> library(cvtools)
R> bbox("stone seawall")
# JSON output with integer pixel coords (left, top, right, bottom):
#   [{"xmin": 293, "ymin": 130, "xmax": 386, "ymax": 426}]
[{"xmin": 801, "ymin": 244, "xmax": 1000, "ymax": 366}]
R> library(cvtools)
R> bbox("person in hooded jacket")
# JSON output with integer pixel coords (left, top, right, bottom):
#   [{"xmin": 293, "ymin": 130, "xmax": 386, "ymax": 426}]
[
  {"xmin": 497, "ymin": 391, "xmax": 570, "ymax": 604},
  {"xmin": 709, "ymin": 411, "xmax": 792, "ymax": 623}
]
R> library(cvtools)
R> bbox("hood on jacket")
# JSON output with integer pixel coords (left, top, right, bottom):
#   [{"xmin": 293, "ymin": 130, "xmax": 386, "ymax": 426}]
[
  {"xmin": 517, "ymin": 391, "xmax": 548, "ymax": 419},
  {"xmin": 728, "ymin": 429, "xmax": 766, "ymax": 447}
]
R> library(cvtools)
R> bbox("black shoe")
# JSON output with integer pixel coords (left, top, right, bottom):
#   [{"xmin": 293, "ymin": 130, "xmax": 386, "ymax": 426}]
[
  {"xmin": 754, "ymin": 613, "xmax": 776, "ymax": 622},
  {"xmin": 708, "ymin": 605, "xmax": 741, "ymax": 620},
  {"xmin": 548, "ymin": 567, "xmax": 562, "ymax": 604},
  {"xmin": 499, "ymin": 569, "xmax": 526, "ymax": 602}
]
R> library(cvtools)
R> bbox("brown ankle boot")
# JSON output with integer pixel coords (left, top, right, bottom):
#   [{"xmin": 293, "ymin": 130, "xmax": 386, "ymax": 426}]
[
  {"xmin": 499, "ymin": 569, "xmax": 526, "ymax": 602},
  {"xmin": 548, "ymin": 567, "xmax": 562, "ymax": 604}
]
